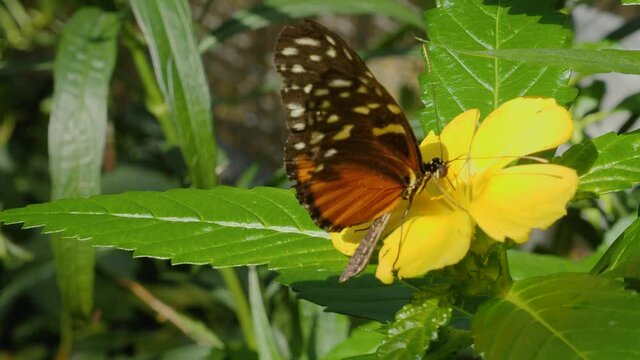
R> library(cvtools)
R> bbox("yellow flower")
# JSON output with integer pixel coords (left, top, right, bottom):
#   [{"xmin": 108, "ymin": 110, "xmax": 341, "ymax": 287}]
[{"xmin": 331, "ymin": 97, "xmax": 579, "ymax": 284}]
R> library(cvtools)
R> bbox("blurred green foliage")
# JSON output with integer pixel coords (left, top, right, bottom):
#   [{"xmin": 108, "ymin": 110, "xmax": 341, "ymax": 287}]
[{"xmin": 0, "ymin": 0, "xmax": 639, "ymax": 359}]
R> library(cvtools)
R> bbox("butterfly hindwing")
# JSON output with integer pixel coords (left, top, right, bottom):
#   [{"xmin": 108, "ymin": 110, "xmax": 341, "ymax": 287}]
[{"xmin": 275, "ymin": 20, "xmax": 423, "ymax": 231}]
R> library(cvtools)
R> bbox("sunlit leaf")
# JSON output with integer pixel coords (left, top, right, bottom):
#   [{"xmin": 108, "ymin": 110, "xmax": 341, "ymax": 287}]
[
  {"xmin": 0, "ymin": 187, "xmax": 409, "ymax": 321},
  {"xmin": 421, "ymin": 0, "xmax": 576, "ymax": 134},
  {"xmin": 376, "ymin": 295, "xmax": 451, "ymax": 359},
  {"xmin": 471, "ymin": 48, "xmax": 640, "ymax": 76},
  {"xmin": 554, "ymin": 131, "xmax": 640, "ymax": 196},
  {"xmin": 131, "ymin": 0, "xmax": 217, "ymax": 188},
  {"xmin": 473, "ymin": 273, "xmax": 640, "ymax": 359}
]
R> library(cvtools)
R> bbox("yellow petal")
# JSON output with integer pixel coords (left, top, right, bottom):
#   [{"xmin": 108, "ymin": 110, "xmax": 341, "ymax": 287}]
[
  {"xmin": 419, "ymin": 109, "xmax": 479, "ymax": 178},
  {"xmin": 375, "ymin": 200, "xmax": 473, "ymax": 284},
  {"xmin": 469, "ymin": 164, "xmax": 578, "ymax": 242},
  {"xmin": 439, "ymin": 109, "xmax": 479, "ymax": 178},
  {"xmin": 469, "ymin": 97, "xmax": 573, "ymax": 174},
  {"xmin": 330, "ymin": 228, "xmax": 362, "ymax": 256}
]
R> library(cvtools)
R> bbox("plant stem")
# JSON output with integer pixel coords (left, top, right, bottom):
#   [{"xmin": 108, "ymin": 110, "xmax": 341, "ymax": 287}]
[
  {"xmin": 220, "ymin": 268, "xmax": 257, "ymax": 350},
  {"xmin": 123, "ymin": 24, "xmax": 177, "ymax": 145}
]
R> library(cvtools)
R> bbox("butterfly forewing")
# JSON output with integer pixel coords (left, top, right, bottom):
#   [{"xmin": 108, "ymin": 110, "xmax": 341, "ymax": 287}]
[{"xmin": 275, "ymin": 21, "xmax": 423, "ymax": 231}]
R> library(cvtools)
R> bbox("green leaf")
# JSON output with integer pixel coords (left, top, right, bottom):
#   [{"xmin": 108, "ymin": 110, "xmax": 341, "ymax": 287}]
[
  {"xmin": 321, "ymin": 322, "xmax": 384, "ymax": 360},
  {"xmin": 622, "ymin": 0, "xmax": 640, "ymax": 5},
  {"xmin": 0, "ymin": 187, "xmax": 411, "ymax": 321},
  {"xmin": 300, "ymin": 300, "xmax": 350, "ymax": 360},
  {"xmin": 288, "ymin": 274, "xmax": 414, "ymax": 323},
  {"xmin": 470, "ymin": 48, "xmax": 640, "ymax": 76},
  {"xmin": 199, "ymin": 0, "xmax": 422, "ymax": 51},
  {"xmin": 376, "ymin": 295, "xmax": 451, "ymax": 360},
  {"xmin": 473, "ymin": 273, "xmax": 640, "ymax": 359},
  {"xmin": 0, "ymin": 187, "xmax": 326, "ymax": 268},
  {"xmin": 49, "ymin": 7, "xmax": 118, "ymax": 200},
  {"xmin": 421, "ymin": 0, "xmax": 575, "ymax": 134},
  {"xmin": 592, "ymin": 216, "xmax": 640, "ymax": 279},
  {"xmin": 248, "ymin": 267, "xmax": 284, "ymax": 360},
  {"xmin": 508, "ymin": 250, "xmax": 599, "ymax": 281},
  {"xmin": 131, "ymin": 0, "xmax": 217, "ymax": 188},
  {"xmin": 48, "ymin": 7, "xmax": 119, "ymax": 318},
  {"xmin": 554, "ymin": 131, "xmax": 640, "ymax": 196}
]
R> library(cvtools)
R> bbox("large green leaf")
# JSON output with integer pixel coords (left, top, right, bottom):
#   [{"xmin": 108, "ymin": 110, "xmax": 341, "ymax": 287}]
[
  {"xmin": 199, "ymin": 0, "xmax": 422, "ymax": 51},
  {"xmin": 131, "ymin": 0, "xmax": 217, "ymax": 188},
  {"xmin": 473, "ymin": 273, "xmax": 640, "ymax": 359},
  {"xmin": 48, "ymin": 7, "xmax": 119, "ymax": 318},
  {"xmin": 469, "ymin": 48, "xmax": 640, "ymax": 76},
  {"xmin": 288, "ymin": 274, "xmax": 413, "ymax": 323},
  {"xmin": 0, "ymin": 187, "xmax": 410, "ymax": 321},
  {"xmin": 0, "ymin": 187, "xmax": 327, "ymax": 268},
  {"xmin": 554, "ymin": 131, "xmax": 640, "ymax": 197},
  {"xmin": 592, "ymin": 216, "xmax": 640, "ymax": 279},
  {"xmin": 421, "ymin": 0, "xmax": 576, "ymax": 134},
  {"xmin": 508, "ymin": 250, "xmax": 598, "ymax": 281},
  {"xmin": 376, "ymin": 295, "xmax": 451, "ymax": 360}
]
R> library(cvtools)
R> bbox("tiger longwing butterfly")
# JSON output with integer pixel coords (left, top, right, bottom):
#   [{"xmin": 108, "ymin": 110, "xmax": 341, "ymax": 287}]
[{"xmin": 274, "ymin": 20, "xmax": 445, "ymax": 282}]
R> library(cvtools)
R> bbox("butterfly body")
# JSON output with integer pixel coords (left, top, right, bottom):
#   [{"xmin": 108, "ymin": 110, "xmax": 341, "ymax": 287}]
[{"xmin": 275, "ymin": 21, "xmax": 440, "ymax": 281}]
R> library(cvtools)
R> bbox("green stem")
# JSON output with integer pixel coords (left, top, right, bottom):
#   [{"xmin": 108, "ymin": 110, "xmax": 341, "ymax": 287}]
[
  {"xmin": 56, "ymin": 311, "xmax": 72, "ymax": 360},
  {"xmin": 220, "ymin": 268, "xmax": 257, "ymax": 350},
  {"xmin": 123, "ymin": 24, "xmax": 177, "ymax": 145},
  {"xmin": 495, "ymin": 243, "xmax": 513, "ymax": 296}
]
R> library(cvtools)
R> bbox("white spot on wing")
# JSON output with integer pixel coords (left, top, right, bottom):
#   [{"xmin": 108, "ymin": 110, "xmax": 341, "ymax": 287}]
[
  {"xmin": 309, "ymin": 54, "xmax": 321, "ymax": 61},
  {"xmin": 324, "ymin": 148, "xmax": 338, "ymax": 157},
  {"xmin": 281, "ymin": 47, "xmax": 298, "ymax": 56},
  {"xmin": 292, "ymin": 122, "xmax": 305, "ymax": 131},
  {"xmin": 343, "ymin": 48, "xmax": 353, "ymax": 61},
  {"xmin": 304, "ymin": 84, "xmax": 313, "ymax": 94},
  {"xmin": 325, "ymin": 35, "xmax": 336, "ymax": 45},
  {"xmin": 329, "ymin": 79, "xmax": 352, "ymax": 87},
  {"xmin": 326, "ymin": 47, "xmax": 337, "ymax": 58},
  {"xmin": 314, "ymin": 88, "xmax": 329, "ymax": 96},
  {"xmin": 352, "ymin": 106, "xmax": 370, "ymax": 115},
  {"xmin": 291, "ymin": 64, "xmax": 306, "ymax": 73},
  {"xmin": 294, "ymin": 142, "xmax": 306, "ymax": 150},
  {"xmin": 290, "ymin": 108, "xmax": 305, "ymax": 117},
  {"xmin": 295, "ymin": 37, "xmax": 320, "ymax": 46}
]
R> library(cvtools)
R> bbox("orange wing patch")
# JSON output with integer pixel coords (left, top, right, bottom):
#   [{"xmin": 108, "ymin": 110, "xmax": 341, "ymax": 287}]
[{"xmin": 302, "ymin": 164, "xmax": 404, "ymax": 230}]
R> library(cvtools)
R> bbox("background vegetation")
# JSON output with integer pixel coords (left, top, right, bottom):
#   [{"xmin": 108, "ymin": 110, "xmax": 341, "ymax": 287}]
[{"xmin": 1, "ymin": 0, "xmax": 639, "ymax": 359}]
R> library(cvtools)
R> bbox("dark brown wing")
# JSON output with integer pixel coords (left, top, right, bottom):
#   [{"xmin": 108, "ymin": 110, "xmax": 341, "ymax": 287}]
[{"xmin": 275, "ymin": 20, "xmax": 423, "ymax": 231}]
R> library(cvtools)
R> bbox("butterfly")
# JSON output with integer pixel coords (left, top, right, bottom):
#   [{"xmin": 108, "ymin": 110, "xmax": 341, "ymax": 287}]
[{"xmin": 274, "ymin": 20, "xmax": 446, "ymax": 282}]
